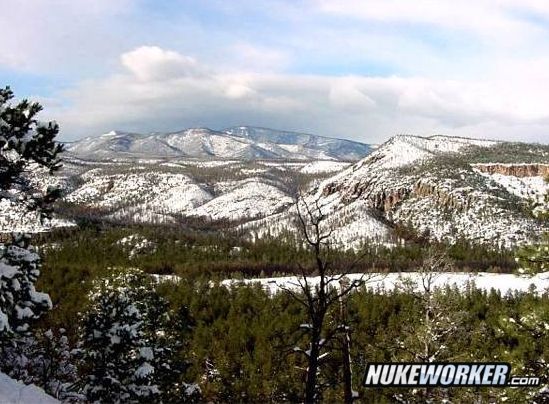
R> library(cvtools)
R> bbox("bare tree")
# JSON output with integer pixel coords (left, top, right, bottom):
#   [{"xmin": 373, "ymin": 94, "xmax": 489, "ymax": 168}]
[
  {"xmin": 280, "ymin": 193, "xmax": 376, "ymax": 403},
  {"xmin": 394, "ymin": 247, "xmax": 466, "ymax": 403}
]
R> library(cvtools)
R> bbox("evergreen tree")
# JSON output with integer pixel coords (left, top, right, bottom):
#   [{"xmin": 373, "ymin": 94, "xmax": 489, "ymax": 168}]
[
  {"xmin": 75, "ymin": 269, "xmax": 200, "ymax": 403},
  {"xmin": 0, "ymin": 234, "xmax": 51, "ymax": 338},
  {"xmin": 0, "ymin": 86, "xmax": 63, "ymax": 340},
  {"xmin": 498, "ymin": 296, "xmax": 549, "ymax": 403},
  {"xmin": 393, "ymin": 248, "xmax": 467, "ymax": 403},
  {"xmin": 0, "ymin": 328, "xmax": 79, "ymax": 400},
  {"xmin": 0, "ymin": 86, "xmax": 63, "ymax": 214}
]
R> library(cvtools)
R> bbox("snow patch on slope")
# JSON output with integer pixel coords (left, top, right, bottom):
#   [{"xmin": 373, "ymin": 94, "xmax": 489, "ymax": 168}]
[
  {"xmin": 474, "ymin": 170, "xmax": 549, "ymax": 213},
  {"xmin": 300, "ymin": 161, "xmax": 351, "ymax": 174},
  {"xmin": 0, "ymin": 372, "xmax": 58, "ymax": 404},
  {"xmin": 189, "ymin": 179, "xmax": 292, "ymax": 221}
]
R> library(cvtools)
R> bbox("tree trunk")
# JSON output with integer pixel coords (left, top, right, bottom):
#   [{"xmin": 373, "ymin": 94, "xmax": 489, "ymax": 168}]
[
  {"xmin": 341, "ymin": 329, "xmax": 353, "ymax": 403},
  {"xmin": 305, "ymin": 334, "xmax": 320, "ymax": 403}
]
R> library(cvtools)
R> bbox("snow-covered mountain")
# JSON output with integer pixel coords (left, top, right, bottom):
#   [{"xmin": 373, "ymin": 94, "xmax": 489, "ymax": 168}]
[
  {"xmin": 3, "ymin": 134, "xmax": 548, "ymax": 250},
  {"xmin": 65, "ymin": 127, "xmax": 372, "ymax": 161},
  {"xmin": 244, "ymin": 135, "xmax": 549, "ymax": 249}
]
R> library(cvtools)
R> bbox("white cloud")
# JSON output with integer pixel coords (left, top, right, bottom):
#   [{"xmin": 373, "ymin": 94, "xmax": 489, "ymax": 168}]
[
  {"xmin": 120, "ymin": 46, "xmax": 205, "ymax": 81},
  {"xmin": 0, "ymin": 0, "xmax": 132, "ymax": 72},
  {"xmin": 313, "ymin": 0, "xmax": 547, "ymax": 44},
  {"xmin": 329, "ymin": 77, "xmax": 377, "ymax": 112},
  {"xmin": 5, "ymin": 0, "xmax": 549, "ymax": 144},
  {"xmin": 228, "ymin": 43, "xmax": 291, "ymax": 72},
  {"xmin": 48, "ymin": 46, "xmax": 549, "ymax": 143}
]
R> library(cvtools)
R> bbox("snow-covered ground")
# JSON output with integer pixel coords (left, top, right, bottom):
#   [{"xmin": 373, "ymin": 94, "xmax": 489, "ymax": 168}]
[
  {"xmin": 0, "ymin": 199, "xmax": 75, "ymax": 233},
  {"xmin": 351, "ymin": 134, "xmax": 497, "ymax": 170},
  {"xmin": 474, "ymin": 169, "xmax": 549, "ymax": 214},
  {"xmin": 188, "ymin": 179, "xmax": 293, "ymax": 221},
  {"xmin": 0, "ymin": 372, "xmax": 58, "ymax": 404},
  {"xmin": 116, "ymin": 234, "xmax": 157, "ymax": 259},
  {"xmin": 299, "ymin": 161, "xmax": 351, "ymax": 174},
  {"xmin": 221, "ymin": 271, "xmax": 549, "ymax": 295},
  {"xmin": 1, "ymin": 134, "xmax": 546, "ymax": 251}
]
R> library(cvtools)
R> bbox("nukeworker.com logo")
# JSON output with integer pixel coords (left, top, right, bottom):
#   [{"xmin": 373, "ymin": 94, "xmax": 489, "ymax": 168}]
[{"xmin": 363, "ymin": 362, "xmax": 541, "ymax": 388}]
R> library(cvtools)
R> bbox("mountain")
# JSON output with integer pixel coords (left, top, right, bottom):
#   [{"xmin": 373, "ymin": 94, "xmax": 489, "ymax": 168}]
[
  {"xmin": 0, "ymin": 157, "xmax": 352, "ymax": 232},
  {"xmin": 4, "ymin": 134, "xmax": 548, "ymax": 250},
  {"xmin": 65, "ymin": 127, "xmax": 372, "ymax": 161},
  {"xmin": 244, "ymin": 135, "xmax": 549, "ymax": 248},
  {"xmin": 224, "ymin": 126, "xmax": 372, "ymax": 160}
]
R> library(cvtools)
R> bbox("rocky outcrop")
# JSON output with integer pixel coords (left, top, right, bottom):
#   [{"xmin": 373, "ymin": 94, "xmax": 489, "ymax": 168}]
[
  {"xmin": 472, "ymin": 163, "xmax": 549, "ymax": 177},
  {"xmin": 322, "ymin": 177, "xmax": 469, "ymax": 213},
  {"xmin": 412, "ymin": 180, "xmax": 469, "ymax": 212}
]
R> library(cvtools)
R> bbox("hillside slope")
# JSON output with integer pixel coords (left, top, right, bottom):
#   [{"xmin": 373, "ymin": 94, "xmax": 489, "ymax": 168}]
[{"xmin": 244, "ymin": 135, "xmax": 549, "ymax": 249}]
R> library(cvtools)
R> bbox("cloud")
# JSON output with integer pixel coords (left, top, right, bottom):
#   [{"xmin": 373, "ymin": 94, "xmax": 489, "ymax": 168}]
[
  {"xmin": 0, "ymin": 0, "xmax": 132, "ymax": 73},
  {"xmin": 4, "ymin": 1, "xmax": 549, "ymax": 143},
  {"xmin": 120, "ymin": 46, "xmax": 205, "ymax": 81},
  {"xmin": 48, "ymin": 46, "xmax": 549, "ymax": 143},
  {"xmin": 228, "ymin": 43, "xmax": 291, "ymax": 72},
  {"xmin": 313, "ymin": 0, "xmax": 547, "ymax": 43}
]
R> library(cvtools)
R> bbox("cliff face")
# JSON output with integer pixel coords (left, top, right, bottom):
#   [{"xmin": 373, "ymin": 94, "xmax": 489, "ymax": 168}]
[
  {"xmin": 322, "ymin": 177, "xmax": 468, "ymax": 213},
  {"xmin": 412, "ymin": 180, "xmax": 469, "ymax": 212},
  {"xmin": 472, "ymin": 163, "xmax": 549, "ymax": 177}
]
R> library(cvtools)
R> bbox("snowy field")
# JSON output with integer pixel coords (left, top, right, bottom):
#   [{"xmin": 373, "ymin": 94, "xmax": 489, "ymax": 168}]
[{"xmin": 220, "ymin": 271, "xmax": 549, "ymax": 295}]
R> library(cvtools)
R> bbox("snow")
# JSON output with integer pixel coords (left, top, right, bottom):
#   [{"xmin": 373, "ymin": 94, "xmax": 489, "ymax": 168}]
[
  {"xmin": 0, "ymin": 199, "xmax": 74, "ymax": 233},
  {"xmin": 2, "ymin": 155, "xmax": 343, "ymax": 231},
  {"xmin": 178, "ymin": 160, "xmax": 238, "ymax": 168},
  {"xmin": 474, "ymin": 169, "xmax": 549, "ymax": 213},
  {"xmin": 0, "ymin": 372, "xmax": 59, "ymax": 404},
  {"xmin": 188, "ymin": 179, "xmax": 293, "ymax": 221},
  {"xmin": 3, "ymin": 133, "xmax": 546, "ymax": 252},
  {"xmin": 67, "ymin": 126, "xmax": 370, "ymax": 161},
  {"xmin": 66, "ymin": 170, "xmax": 212, "ymax": 224},
  {"xmin": 134, "ymin": 363, "xmax": 154, "ymax": 378},
  {"xmin": 246, "ymin": 134, "xmax": 543, "ymax": 248},
  {"xmin": 353, "ymin": 134, "xmax": 497, "ymax": 171},
  {"xmin": 0, "ymin": 262, "xmax": 18, "ymax": 279},
  {"xmin": 139, "ymin": 347, "xmax": 154, "ymax": 361},
  {"xmin": 300, "ymin": 161, "xmax": 351, "ymax": 174},
  {"xmin": 116, "ymin": 235, "xmax": 156, "ymax": 259},
  {"xmin": 222, "ymin": 271, "xmax": 549, "ymax": 295}
]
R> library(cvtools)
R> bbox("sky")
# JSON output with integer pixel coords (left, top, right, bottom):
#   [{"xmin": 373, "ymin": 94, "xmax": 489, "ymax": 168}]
[{"xmin": 2, "ymin": 0, "xmax": 549, "ymax": 144}]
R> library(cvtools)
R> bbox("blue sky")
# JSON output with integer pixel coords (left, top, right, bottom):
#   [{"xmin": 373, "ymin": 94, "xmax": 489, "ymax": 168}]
[{"xmin": 2, "ymin": 0, "xmax": 549, "ymax": 143}]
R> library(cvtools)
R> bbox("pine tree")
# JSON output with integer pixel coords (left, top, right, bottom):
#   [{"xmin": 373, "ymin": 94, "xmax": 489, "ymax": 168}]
[
  {"xmin": 0, "ymin": 328, "xmax": 79, "ymax": 400},
  {"xmin": 0, "ymin": 86, "xmax": 63, "ymax": 214},
  {"xmin": 0, "ymin": 86, "xmax": 63, "ymax": 340},
  {"xmin": 499, "ymin": 300, "xmax": 549, "ymax": 403},
  {"xmin": 0, "ymin": 234, "xmax": 52, "ymax": 338},
  {"xmin": 393, "ymin": 248, "xmax": 466, "ymax": 403},
  {"xmin": 75, "ymin": 269, "xmax": 200, "ymax": 403}
]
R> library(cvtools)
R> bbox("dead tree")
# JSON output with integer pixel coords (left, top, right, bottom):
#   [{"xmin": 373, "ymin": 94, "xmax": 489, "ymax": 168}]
[
  {"xmin": 280, "ymin": 193, "xmax": 376, "ymax": 403},
  {"xmin": 394, "ymin": 247, "xmax": 465, "ymax": 403}
]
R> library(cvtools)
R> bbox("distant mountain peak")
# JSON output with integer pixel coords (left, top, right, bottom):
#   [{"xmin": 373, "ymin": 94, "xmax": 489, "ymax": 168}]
[{"xmin": 66, "ymin": 126, "xmax": 372, "ymax": 161}]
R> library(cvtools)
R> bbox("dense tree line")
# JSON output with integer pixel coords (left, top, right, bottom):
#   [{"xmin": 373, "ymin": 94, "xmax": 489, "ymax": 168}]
[{"xmin": 154, "ymin": 279, "xmax": 548, "ymax": 403}]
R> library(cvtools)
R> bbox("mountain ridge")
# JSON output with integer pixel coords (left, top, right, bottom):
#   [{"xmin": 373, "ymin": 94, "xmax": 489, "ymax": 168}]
[{"xmin": 65, "ymin": 126, "xmax": 372, "ymax": 161}]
